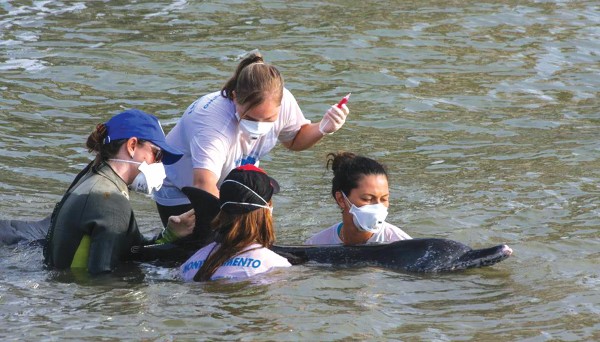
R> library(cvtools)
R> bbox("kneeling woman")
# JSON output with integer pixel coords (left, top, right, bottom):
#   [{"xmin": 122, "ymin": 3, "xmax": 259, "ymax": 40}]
[
  {"xmin": 44, "ymin": 109, "xmax": 194, "ymax": 275},
  {"xmin": 180, "ymin": 165, "xmax": 291, "ymax": 281},
  {"xmin": 305, "ymin": 152, "xmax": 411, "ymax": 245}
]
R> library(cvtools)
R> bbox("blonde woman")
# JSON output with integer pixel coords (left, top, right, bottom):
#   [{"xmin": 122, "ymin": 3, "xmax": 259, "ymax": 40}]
[{"xmin": 154, "ymin": 51, "xmax": 350, "ymax": 226}]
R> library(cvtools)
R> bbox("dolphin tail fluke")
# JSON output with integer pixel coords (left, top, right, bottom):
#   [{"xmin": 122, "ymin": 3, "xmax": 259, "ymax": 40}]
[{"xmin": 0, "ymin": 215, "xmax": 51, "ymax": 245}]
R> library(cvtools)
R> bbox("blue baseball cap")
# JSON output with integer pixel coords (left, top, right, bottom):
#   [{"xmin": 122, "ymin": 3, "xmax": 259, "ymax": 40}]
[{"xmin": 104, "ymin": 109, "xmax": 183, "ymax": 165}]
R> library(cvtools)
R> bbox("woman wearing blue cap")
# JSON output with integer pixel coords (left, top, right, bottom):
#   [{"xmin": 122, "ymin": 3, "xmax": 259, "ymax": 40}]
[
  {"xmin": 43, "ymin": 109, "xmax": 195, "ymax": 275},
  {"xmin": 154, "ymin": 51, "xmax": 350, "ymax": 227},
  {"xmin": 305, "ymin": 152, "xmax": 411, "ymax": 245},
  {"xmin": 180, "ymin": 164, "xmax": 291, "ymax": 281}
]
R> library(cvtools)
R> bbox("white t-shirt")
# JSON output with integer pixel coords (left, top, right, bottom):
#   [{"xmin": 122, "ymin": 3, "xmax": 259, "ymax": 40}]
[
  {"xmin": 304, "ymin": 222, "xmax": 412, "ymax": 245},
  {"xmin": 155, "ymin": 88, "xmax": 310, "ymax": 206},
  {"xmin": 180, "ymin": 242, "xmax": 292, "ymax": 281}
]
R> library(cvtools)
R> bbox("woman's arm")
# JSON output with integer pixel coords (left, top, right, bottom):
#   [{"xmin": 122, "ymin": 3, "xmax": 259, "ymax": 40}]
[
  {"xmin": 281, "ymin": 122, "xmax": 323, "ymax": 151},
  {"xmin": 281, "ymin": 104, "xmax": 349, "ymax": 151},
  {"xmin": 193, "ymin": 168, "xmax": 220, "ymax": 197},
  {"xmin": 84, "ymin": 193, "xmax": 141, "ymax": 275}
]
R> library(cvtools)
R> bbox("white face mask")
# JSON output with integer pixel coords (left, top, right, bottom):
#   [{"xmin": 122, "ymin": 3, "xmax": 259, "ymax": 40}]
[
  {"xmin": 342, "ymin": 192, "xmax": 388, "ymax": 233},
  {"xmin": 110, "ymin": 159, "xmax": 166, "ymax": 195},
  {"xmin": 219, "ymin": 179, "xmax": 273, "ymax": 213},
  {"xmin": 237, "ymin": 113, "xmax": 274, "ymax": 140}
]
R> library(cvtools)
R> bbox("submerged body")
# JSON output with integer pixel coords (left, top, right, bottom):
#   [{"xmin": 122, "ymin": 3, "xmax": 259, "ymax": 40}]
[
  {"xmin": 146, "ymin": 186, "xmax": 513, "ymax": 273},
  {"xmin": 44, "ymin": 163, "xmax": 148, "ymax": 274},
  {"xmin": 0, "ymin": 216, "xmax": 50, "ymax": 246},
  {"xmin": 0, "ymin": 211, "xmax": 512, "ymax": 273},
  {"xmin": 272, "ymin": 239, "xmax": 512, "ymax": 272}
]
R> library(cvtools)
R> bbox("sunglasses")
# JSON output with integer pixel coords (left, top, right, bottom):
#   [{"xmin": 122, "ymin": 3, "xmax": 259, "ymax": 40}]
[{"xmin": 138, "ymin": 139, "xmax": 163, "ymax": 162}]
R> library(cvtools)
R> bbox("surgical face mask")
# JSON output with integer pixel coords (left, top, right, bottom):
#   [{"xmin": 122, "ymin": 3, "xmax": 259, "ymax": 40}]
[
  {"xmin": 237, "ymin": 113, "xmax": 275, "ymax": 140},
  {"xmin": 221, "ymin": 201, "xmax": 274, "ymax": 214},
  {"xmin": 109, "ymin": 159, "xmax": 166, "ymax": 195},
  {"xmin": 342, "ymin": 192, "xmax": 388, "ymax": 233},
  {"xmin": 219, "ymin": 179, "xmax": 273, "ymax": 213}
]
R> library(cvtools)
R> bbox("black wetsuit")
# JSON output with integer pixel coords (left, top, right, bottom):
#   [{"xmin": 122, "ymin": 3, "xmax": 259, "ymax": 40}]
[{"xmin": 43, "ymin": 162, "xmax": 163, "ymax": 275}]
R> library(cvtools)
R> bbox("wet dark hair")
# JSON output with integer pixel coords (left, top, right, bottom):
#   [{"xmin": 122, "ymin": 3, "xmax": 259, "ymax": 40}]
[
  {"xmin": 85, "ymin": 123, "xmax": 126, "ymax": 167},
  {"xmin": 220, "ymin": 51, "xmax": 284, "ymax": 112},
  {"xmin": 327, "ymin": 152, "xmax": 389, "ymax": 198}
]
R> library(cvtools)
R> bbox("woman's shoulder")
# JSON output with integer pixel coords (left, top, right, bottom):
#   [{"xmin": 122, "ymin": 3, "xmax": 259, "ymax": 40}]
[
  {"xmin": 190, "ymin": 91, "xmax": 233, "ymax": 115},
  {"xmin": 305, "ymin": 222, "xmax": 341, "ymax": 245},
  {"xmin": 282, "ymin": 87, "xmax": 294, "ymax": 99},
  {"xmin": 281, "ymin": 88, "xmax": 300, "ymax": 107},
  {"xmin": 66, "ymin": 171, "xmax": 132, "ymax": 217},
  {"xmin": 91, "ymin": 170, "xmax": 129, "ymax": 198},
  {"xmin": 239, "ymin": 244, "xmax": 291, "ymax": 266},
  {"xmin": 70, "ymin": 167, "xmax": 125, "ymax": 196},
  {"xmin": 382, "ymin": 222, "xmax": 412, "ymax": 240},
  {"xmin": 182, "ymin": 91, "xmax": 236, "ymax": 136},
  {"xmin": 187, "ymin": 242, "xmax": 217, "ymax": 262}
]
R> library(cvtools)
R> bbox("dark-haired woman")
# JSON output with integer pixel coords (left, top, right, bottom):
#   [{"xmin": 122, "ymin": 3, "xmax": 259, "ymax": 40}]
[
  {"xmin": 44, "ymin": 109, "xmax": 195, "ymax": 275},
  {"xmin": 305, "ymin": 152, "xmax": 411, "ymax": 245},
  {"xmin": 180, "ymin": 165, "xmax": 290, "ymax": 281},
  {"xmin": 154, "ymin": 51, "xmax": 350, "ymax": 226}
]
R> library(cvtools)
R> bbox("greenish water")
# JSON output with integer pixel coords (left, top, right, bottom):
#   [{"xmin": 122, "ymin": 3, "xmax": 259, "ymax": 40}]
[{"xmin": 1, "ymin": 1, "xmax": 598, "ymax": 340}]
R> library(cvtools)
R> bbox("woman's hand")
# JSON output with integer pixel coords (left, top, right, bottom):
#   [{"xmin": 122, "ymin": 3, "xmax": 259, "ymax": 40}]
[
  {"xmin": 283, "ymin": 103, "xmax": 350, "ymax": 151},
  {"xmin": 166, "ymin": 209, "xmax": 195, "ymax": 238},
  {"xmin": 319, "ymin": 104, "xmax": 349, "ymax": 135}
]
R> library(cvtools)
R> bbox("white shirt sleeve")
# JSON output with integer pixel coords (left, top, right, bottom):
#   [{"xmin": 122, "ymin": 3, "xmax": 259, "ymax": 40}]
[
  {"xmin": 369, "ymin": 222, "xmax": 412, "ymax": 243},
  {"xmin": 386, "ymin": 224, "xmax": 412, "ymax": 240},
  {"xmin": 278, "ymin": 88, "xmax": 311, "ymax": 143},
  {"xmin": 190, "ymin": 129, "xmax": 231, "ymax": 178}
]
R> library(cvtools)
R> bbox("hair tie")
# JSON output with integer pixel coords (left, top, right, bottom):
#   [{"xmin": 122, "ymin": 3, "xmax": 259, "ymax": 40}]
[
  {"xmin": 96, "ymin": 123, "xmax": 106, "ymax": 134},
  {"xmin": 96, "ymin": 123, "xmax": 110, "ymax": 144}
]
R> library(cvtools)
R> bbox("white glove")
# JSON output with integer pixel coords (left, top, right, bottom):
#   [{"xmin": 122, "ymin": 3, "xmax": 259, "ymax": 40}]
[
  {"xmin": 166, "ymin": 209, "xmax": 195, "ymax": 238},
  {"xmin": 318, "ymin": 104, "xmax": 349, "ymax": 135}
]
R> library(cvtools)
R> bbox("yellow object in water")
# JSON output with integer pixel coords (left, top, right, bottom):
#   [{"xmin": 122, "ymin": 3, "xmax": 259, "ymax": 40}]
[{"xmin": 70, "ymin": 234, "xmax": 91, "ymax": 269}]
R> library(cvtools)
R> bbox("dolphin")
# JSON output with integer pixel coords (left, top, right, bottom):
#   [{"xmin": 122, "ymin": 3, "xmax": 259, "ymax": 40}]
[
  {"xmin": 271, "ymin": 240, "xmax": 512, "ymax": 272},
  {"xmin": 136, "ymin": 236, "xmax": 512, "ymax": 272},
  {"xmin": 0, "ymin": 215, "xmax": 50, "ymax": 246},
  {"xmin": 0, "ymin": 186, "xmax": 513, "ymax": 272},
  {"xmin": 133, "ymin": 186, "xmax": 512, "ymax": 272}
]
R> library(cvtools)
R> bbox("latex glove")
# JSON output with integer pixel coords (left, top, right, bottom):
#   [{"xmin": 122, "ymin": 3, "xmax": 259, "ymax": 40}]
[
  {"xmin": 319, "ymin": 104, "xmax": 349, "ymax": 135},
  {"xmin": 166, "ymin": 209, "xmax": 195, "ymax": 238}
]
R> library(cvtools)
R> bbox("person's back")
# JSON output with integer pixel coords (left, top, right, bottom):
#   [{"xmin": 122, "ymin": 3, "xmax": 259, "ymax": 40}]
[
  {"xmin": 45, "ymin": 163, "xmax": 142, "ymax": 273},
  {"xmin": 181, "ymin": 241, "xmax": 290, "ymax": 281},
  {"xmin": 180, "ymin": 165, "xmax": 291, "ymax": 282}
]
